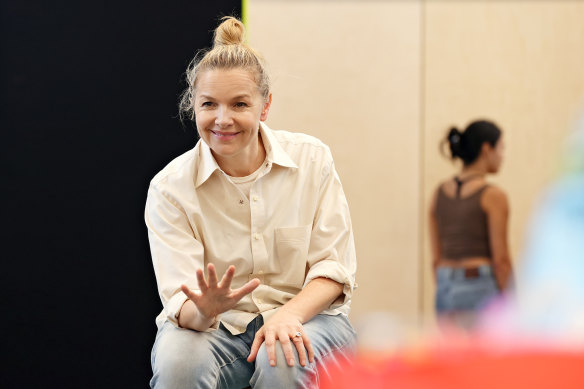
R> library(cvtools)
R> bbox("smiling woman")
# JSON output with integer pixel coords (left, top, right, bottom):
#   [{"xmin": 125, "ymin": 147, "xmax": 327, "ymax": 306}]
[
  {"xmin": 193, "ymin": 68, "xmax": 271, "ymax": 177},
  {"xmin": 145, "ymin": 16, "xmax": 358, "ymax": 389}
]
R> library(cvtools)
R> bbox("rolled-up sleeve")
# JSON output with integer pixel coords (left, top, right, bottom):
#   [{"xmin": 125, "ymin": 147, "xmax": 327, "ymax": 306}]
[
  {"xmin": 145, "ymin": 182, "xmax": 205, "ymax": 327},
  {"xmin": 304, "ymin": 148, "xmax": 357, "ymax": 309}
]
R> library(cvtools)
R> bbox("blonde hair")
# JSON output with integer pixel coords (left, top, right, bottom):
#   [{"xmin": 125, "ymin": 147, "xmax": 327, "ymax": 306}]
[{"xmin": 179, "ymin": 16, "xmax": 271, "ymax": 121}]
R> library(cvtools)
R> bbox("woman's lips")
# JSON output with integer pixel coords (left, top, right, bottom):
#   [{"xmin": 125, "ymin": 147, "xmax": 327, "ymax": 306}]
[{"xmin": 211, "ymin": 130, "xmax": 239, "ymax": 140}]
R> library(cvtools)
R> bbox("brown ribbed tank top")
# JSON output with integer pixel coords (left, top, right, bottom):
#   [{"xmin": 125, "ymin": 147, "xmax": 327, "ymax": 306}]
[{"xmin": 435, "ymin": 180, "xmax": 492, "ymax": 260}]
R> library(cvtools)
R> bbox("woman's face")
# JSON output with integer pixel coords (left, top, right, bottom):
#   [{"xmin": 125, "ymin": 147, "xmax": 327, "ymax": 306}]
[
  {"xmin": 487, "ymin": 137, "xmax": 505, "ymax": 173},
  {"xmin": 194, "ymin": 68, "xmax": 271, "ymax": 168}
]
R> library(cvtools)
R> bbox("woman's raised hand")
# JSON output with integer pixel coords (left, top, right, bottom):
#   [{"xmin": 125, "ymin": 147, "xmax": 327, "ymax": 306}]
[{"xmin": 181, "ymin": 263, "xmax": 260, "ymax": 320}]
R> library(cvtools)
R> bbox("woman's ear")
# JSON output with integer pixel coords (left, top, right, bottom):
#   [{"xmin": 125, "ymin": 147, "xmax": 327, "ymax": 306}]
[
  {"xmin": 481, "ymin": 142, "xmax": 494, "ymax": 157},
  {"xmin": 260, "ymin": 93, "xmax": 272, "ymax": 122}
]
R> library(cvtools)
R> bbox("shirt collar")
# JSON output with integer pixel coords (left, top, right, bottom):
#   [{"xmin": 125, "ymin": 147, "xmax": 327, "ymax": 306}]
[
  {"xmin": 195, "ymin": 122, "xmax": 298, "ymax": 188},
  {"xmin": 195, "ymin": 139, "xmax": 221, "ymax": 188},
  {"xmin": 260, "ymin": 122, "xmax": 298, "ymax": 170}
]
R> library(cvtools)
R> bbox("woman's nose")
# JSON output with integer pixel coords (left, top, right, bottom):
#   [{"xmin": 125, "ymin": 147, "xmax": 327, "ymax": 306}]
[{"xmin": 215, "ymin": 106, "xmax": 233, "ymax": 127}]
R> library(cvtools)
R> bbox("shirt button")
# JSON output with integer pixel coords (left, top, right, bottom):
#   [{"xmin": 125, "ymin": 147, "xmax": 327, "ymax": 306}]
[
  {"xmin": 254, "ymin": 233, "xmax": 260, "ymax": 240},
  {"xmin": 258, "ymin": 270, "xmax": 263, "ymax": 274},
  {"xmin": 252, "ymin": 195, "xmax": 259, "ymax": 202},
  {"xmin": 257, "ymin": 299, "xmax": 263, "ymax": 304}
]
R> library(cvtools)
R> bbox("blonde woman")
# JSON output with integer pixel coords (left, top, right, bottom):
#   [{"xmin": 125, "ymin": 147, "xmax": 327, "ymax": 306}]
[
  {"xmin": 145, "ymin": 17, "xmax": 356, "ymax": 388},
  {"xmin": 429, "ymin": 120, "xmax": 514, "ymax": 329}
]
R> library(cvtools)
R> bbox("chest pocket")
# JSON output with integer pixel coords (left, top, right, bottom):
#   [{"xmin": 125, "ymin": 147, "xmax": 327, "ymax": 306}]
[{"xmin": 274, "ymin": 225, "xmax": 311, "ymax": 287}]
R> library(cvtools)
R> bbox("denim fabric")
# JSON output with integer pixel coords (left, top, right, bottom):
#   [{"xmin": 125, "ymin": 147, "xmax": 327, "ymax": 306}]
[
  {"xmin": 435, "ymin": 265, "xmax": 499, "ymax": 314},
  {"xmin": 150, "ymin": 314, "xmax": 356, "ymax": 389}
]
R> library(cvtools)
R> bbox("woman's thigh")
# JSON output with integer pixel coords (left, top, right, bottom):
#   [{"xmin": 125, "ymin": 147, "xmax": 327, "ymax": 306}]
[{"xmin": 150, "ymin": 322, "xmax": 254, "ymax": 389}]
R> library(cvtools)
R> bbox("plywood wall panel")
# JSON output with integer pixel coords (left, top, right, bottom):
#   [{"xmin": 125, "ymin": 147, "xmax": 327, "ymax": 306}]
[
  {"xmin": 247, "ymin": 0, "xmax": 423, "ymax": 324},
  {"xmin": 247, "ymin": 0, "xmax": 584, "ymax": 328}
]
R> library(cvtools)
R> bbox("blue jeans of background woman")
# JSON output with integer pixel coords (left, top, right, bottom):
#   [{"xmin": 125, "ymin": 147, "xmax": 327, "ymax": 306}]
[
  {"xmin": 150, "ymin": 313, "xmax": 356, "ymax": 389},
  {"xmin": 435, "ymin": 265, "xmax": 499, "ymax": 330}
]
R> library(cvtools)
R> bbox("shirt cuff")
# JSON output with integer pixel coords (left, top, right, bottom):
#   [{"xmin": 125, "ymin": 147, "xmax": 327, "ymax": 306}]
[
  {"xmin": 164, "ymin": 291, "xmax": 220, "ymax": 331},
  {"xmin": 303, "ymin": 259, "xmax": 355, "ymax": 309},
  {"xmin": 165, "ymin": 291, "xmax": 189, "ymax": 327}
]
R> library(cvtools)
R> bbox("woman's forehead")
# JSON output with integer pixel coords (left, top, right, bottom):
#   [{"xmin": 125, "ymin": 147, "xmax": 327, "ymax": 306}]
[{"xmin": 196, "ymin": 68, "xmax": 259, "ymax": 95}]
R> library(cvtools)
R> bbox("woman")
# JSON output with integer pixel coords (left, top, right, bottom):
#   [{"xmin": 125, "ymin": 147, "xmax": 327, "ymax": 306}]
[
  {"xmin": 145, "ymin": 17, "xmax": 357, "ymax": 388},
  {"xmin": 429, "ymin": 120, "xmax": 514, "ymax": 330}
]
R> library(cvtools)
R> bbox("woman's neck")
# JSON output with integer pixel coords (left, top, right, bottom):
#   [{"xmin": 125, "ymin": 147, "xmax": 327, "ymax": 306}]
[
  {"xmin": 459, "ymin": 163, "xmax": 488, "ymax": 180},
  {"xmin": 217, "ymin": 134, "xmax": 266, "ymax": 177}
]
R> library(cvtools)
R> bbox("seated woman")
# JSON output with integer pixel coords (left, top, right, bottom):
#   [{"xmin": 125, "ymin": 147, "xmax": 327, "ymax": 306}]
[
  {"xmin": 429, "ymin": 120, "xmax": 514, "ymax": 330},
  {"xmin": 145, "ymin": 16, "xmax": 357, "ymax": 389}
]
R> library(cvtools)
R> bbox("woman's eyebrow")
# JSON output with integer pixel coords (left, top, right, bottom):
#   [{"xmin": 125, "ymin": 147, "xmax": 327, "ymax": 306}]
[
  {"xmin": 231, "ymin": 94, "xmax": 252, "ymax": 100},
  {"xmin": 198, "ymin": 93, "xmax": 251, "ymax": 100}
]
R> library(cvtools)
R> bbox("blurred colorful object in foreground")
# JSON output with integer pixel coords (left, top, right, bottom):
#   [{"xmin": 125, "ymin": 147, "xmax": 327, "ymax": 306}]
[
  {"xmin": 320, "ymin": 346, "xmax": 584, "ymax": 389},
  {"xmin": 478, "ymin": 113, "xmax": 584, "ymax": 346}
]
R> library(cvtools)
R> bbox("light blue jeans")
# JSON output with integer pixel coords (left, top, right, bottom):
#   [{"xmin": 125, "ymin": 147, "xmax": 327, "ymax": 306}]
[
  {"xmin": 150, "ymin": 313, "xmax": 356, "ymax": 389},
  {"xmin": 435, "ymin": 265, "xmax": 499, "ymax": 329}
]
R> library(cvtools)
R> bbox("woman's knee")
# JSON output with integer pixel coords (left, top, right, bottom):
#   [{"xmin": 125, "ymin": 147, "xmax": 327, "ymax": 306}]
[
  {"xmin": 252, "ymin": 341, "xmax": 315, "ymax": 388},
  {"xmin": 151, "ymin": 327, "xmax": 217, "ymax": 388}
]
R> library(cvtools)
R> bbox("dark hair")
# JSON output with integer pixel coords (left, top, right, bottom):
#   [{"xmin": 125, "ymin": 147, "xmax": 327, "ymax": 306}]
[{"xmin": 444, "ymin": 120, "xmax": 502, "ymax": 165}]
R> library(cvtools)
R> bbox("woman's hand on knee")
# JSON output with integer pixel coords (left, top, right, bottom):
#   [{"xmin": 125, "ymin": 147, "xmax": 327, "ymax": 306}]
[
  {"xmin": 247, "ymin": 310, "xmax": 315, "ymax": 368},
  {"xmin": 180, "ymin": 263, "xmax": 260, "ymax": 324}
]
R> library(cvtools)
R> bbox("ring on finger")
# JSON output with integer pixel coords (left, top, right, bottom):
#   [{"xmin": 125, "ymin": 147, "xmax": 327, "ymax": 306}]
[{"xmin": 294, "ymin": 331, "xmax": 302, "ymax": 338}]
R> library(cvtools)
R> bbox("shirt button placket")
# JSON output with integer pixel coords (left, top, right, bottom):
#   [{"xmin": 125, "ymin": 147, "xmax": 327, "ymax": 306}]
[{"xmin": 250, "ymin": 189, "xmax": 267, "ymax": 282}]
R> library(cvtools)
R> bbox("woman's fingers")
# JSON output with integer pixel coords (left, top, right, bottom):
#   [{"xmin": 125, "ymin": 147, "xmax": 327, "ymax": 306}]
[
  {"xmin": 180, "ymin": 284, "xmax": 201, "ymax": 305},
  {"xmin": 264, "ymin": 328, "xmax": 277, "ymax": 366},
  {"xmin": 180, "ymin": 284, "xmax": 194, "ymax": 298},
  {"xmin": 247, "ymin": 329, "xmax": 265, "ymax": 363},
  {"xmin": 207, "ymin": 263, "xmax": 219, "ymax": 287},
  {"xmin": 218, "ymin": 265, "xmax": 235, "ymax": 288},
  {"xmin": 231, "ymin": 278, "xmax": 261, "ymax": 300},
  {"xmin": 302, "ymin": 333, "xmax": 315, "ymax": 364},
  {"xmin": 248, "ymin": 324, "xmax": 313, "ymax": 368},
  {"xmin": 277, "ymin": 329, "xmax": 296, "ymax": 367},
  {"xmin": 195, "ymin": 268, "xmax": 208, "ymax": 293},
  {"xmin": 291, "ymin": 331, "xmax": 308, "ymax": 366}
]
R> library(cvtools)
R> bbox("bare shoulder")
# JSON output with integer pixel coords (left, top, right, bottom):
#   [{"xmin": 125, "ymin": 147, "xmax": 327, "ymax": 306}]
[
  {"xmin": 429, "ymin": 184, "xmax": 442, "ymax": 211},
  {"xmin": 438, "ymin": 179, "xmax": 455, "ymax": 197},
  {"xmin": 482, "ymin": 185, "xmax": 509, "ymax": 212}
]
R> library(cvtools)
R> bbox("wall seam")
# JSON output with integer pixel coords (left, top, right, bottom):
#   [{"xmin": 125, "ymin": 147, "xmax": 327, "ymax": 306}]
[{"xmin": 418, "ymin": 0, "xmax": 427, "ymax": 328}]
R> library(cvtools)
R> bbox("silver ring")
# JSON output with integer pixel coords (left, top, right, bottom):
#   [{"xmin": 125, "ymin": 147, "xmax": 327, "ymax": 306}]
[{"xmin": 294, "ymin": 331, "xmax": 302, "ymax": 338}]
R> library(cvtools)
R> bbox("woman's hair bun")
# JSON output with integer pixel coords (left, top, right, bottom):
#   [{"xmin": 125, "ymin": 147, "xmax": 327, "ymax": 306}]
[
  {"xmin": 213, "ymin": 16, "xmax": 245, "ymax": 47},
  {"xmin": 447, "ymin": 127, "xmax": 463, "ymax": 158},
  {"xmin": 442, "ymin": 120, "xmax": 502, "ymax": 165}
]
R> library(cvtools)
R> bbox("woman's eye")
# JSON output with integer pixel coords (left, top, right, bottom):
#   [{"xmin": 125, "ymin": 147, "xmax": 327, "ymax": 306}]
[
  {"xmin": 201, "ymin": 102, "xmax": 214, "ymax": 107},
  {"xmin": 235, "ymin": 102, "xmax": 248, "ymax": 108}
]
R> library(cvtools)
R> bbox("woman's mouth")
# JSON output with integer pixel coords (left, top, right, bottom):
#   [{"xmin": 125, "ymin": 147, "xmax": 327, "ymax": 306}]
[{"xmin": 211, "ymin": 130, "xmax": 239, "ymax": 140}]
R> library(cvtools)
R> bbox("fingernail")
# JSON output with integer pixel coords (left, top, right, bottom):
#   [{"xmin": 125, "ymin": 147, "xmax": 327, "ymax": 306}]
[
  {"xmin": 289, "ymin": 359, "xmax": 295, "ymax": 365},
  {"xmin": 270, "ymin": 360, "xmax": 275, "ymax": 366}
]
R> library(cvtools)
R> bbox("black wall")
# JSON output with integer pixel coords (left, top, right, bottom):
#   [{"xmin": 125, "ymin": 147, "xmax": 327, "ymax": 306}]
[{"xmin": 2, "ymin": 1, "xmax": 241, "ymax": 387}]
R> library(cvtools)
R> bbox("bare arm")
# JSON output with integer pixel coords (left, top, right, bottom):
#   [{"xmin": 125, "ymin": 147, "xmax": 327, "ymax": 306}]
[
  {"xmin": 275, "ymin": 276, "xmax": 343, "ymax": 323},
  {"xmin": 429, "ymin": 187, "xmax": 442, "ymax": 281},
  {"xmin": 482, "ymin": 187, "xmax": 514, "ymax": 291}
]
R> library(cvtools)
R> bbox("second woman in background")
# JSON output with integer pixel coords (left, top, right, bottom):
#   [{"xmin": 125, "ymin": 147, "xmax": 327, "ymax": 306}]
[{"xmin": 429, "ymin": 120, "xmax": 514, "ymax": 330}]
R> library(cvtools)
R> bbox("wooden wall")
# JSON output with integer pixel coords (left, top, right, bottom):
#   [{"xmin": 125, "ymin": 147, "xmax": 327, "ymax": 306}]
[{"xmin": 247, "ymin": 0, "xmax": 584, "ymax": 326}]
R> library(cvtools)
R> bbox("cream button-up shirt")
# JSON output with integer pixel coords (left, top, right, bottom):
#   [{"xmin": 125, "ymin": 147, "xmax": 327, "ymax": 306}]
[{"xmin": 145, "ymin": 123, "xmax": 357, "ymax": 334}]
